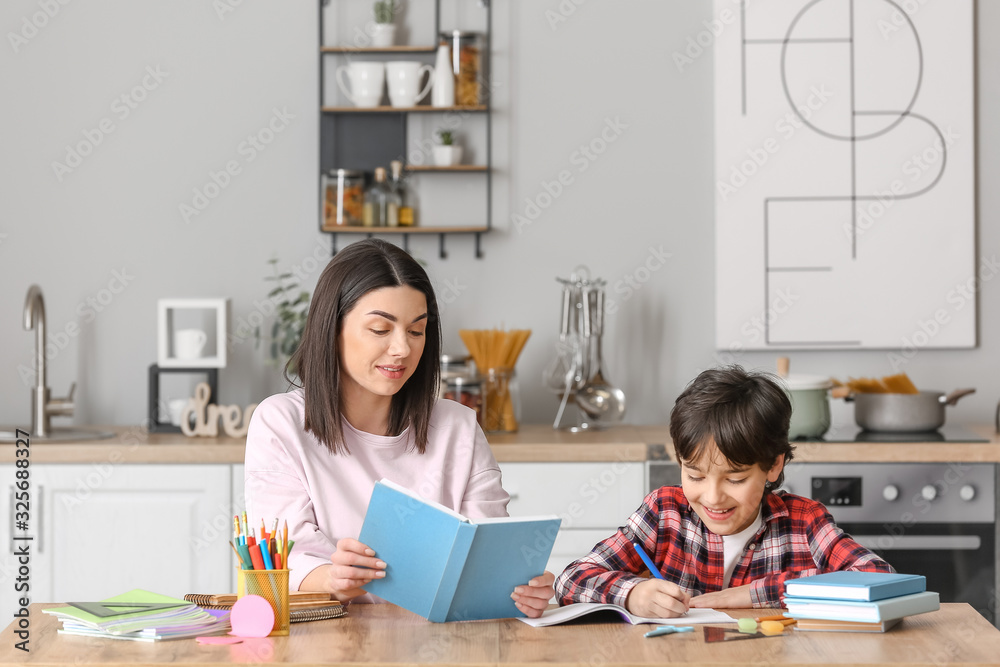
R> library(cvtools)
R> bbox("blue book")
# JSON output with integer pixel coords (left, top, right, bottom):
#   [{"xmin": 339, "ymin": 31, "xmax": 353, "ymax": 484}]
[
  {"xmin": 784, "ymin": 571, "xmax": 926, "ymax": 602},
  {"xmin": 784, "ymin": 591, "xmax": 940, "ymax": 623},
  {"xmin": 358, "ymin": 479, "xmax": 561, "ymax": 623}
]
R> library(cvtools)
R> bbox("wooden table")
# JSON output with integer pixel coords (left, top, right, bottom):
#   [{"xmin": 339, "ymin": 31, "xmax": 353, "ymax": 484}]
[{"xmin": 3, "ymin": 603, "xmax": 999, "ymax": 666}]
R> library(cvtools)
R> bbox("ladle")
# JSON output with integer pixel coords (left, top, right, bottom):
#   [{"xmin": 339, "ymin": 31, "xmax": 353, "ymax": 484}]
[{"xmin": 575, "ymin": 289, "xmax": 626, "ymax": 423}]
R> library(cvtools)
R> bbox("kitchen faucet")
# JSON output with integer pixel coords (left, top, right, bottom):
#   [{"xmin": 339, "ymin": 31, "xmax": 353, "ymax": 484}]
[{"xmin": 23, "ymin": 285, "xmax": 75, "ymax": 437}]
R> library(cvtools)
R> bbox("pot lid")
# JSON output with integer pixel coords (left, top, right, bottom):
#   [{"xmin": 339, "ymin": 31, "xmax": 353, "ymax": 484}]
[{"xmin": 780, "ymin": 374, "xmax": 833, "ymax": 391}]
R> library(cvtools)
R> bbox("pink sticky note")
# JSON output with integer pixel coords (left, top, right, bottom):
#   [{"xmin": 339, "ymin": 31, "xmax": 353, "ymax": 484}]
[
  {"xmin": 230, "ymin": 595, "xmax": 275, "ymax": 638},
  {"xmin": 196, "ymin": 636, "xmax": 244, "ymax": 645}
]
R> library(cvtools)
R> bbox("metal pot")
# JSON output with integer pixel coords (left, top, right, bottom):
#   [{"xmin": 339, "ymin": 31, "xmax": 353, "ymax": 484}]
[{"xmin": 850, "ymin": 389, "xmax": 975, "ymax": 432}]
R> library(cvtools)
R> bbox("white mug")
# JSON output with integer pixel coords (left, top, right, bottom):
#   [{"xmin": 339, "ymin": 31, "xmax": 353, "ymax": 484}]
[
  {"xmin": 385, "ymin": 61, "xmax": 434, "ymax": 108},
  {"xmin": 174, "ymin": 328, "xmax": 208, "ymax": 360},
  {"xmin": 336, "ymin": 61, "xmax": 385, "ymax": 108}
]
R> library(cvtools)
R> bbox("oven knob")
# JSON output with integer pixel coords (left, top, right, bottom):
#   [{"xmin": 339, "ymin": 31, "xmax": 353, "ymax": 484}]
[
  {"xmin": 921, "ymin": 484, "xmax": 938, "ymax": 501},
  {"xmin": 882, "ymin": 485, "xmax": 899, "ymax": 502},
  {"xmin": 959, "ymin": 484, "xmax": 976, "ymax": 501}
]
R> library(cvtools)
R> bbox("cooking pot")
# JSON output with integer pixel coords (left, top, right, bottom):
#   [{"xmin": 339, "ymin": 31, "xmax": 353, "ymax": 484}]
[
  {"xmin": 849, "ymin": 389, "xmax": 975, "ymax": 432},
  {"xmin": 781, "ymin": 374, "xmax": 833, "ymax": 439}
]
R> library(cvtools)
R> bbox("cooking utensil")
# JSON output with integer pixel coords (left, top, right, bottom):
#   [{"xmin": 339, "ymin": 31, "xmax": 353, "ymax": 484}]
[
  {"xmin": 849, "ymin": 388, "xmax": 976, "ymax": 432},
  {"xmin": 575, "ymin": 288, "xmax": 626, "ymax": 423},
  {"xmin": 776, "ymin": 357, "xmax": 831, "ymax": 439}
]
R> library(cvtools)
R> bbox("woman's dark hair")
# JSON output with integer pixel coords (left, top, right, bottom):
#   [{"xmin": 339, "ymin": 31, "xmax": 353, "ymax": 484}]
[
  {"xmin": 287, "ymin": 239, "xmax": 441, "ymax": 455},
  {"xmin": 669, "ymin": 365, "xmax": 794, "ymax": 489}
]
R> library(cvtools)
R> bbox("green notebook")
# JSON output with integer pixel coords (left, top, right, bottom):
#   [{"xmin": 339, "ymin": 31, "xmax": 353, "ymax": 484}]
[{"xmin": 42, "ymin": 590, "xmax": 210, "ymax": 635}]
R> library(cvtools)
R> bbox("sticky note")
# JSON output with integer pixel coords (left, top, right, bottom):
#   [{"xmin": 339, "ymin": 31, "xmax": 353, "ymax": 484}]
[
  {"xmin": 760, "ymin": 620, "xmax": 785, "ymax": 635},
  {"xmin": 230, "ymin": 595, "xmax": 275, "ymax": 638},
  {"xmin": 738, "ymin": 617, "xmax": 757, "ymax": 633}
]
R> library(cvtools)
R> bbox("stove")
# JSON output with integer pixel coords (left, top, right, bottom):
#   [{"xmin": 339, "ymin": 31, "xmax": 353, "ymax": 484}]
[{"xmin": 794, "ymin": 424, "xmax": 990, "ymax": 443}]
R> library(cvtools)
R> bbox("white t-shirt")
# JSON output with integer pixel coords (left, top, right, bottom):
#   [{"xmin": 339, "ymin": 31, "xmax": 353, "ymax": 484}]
[
  {"xmin": 244, "ymin": 388, "xmax": 509, "ymax": 594},
  {"xmin": 720, "ymin": 507, "xmax": 762, "ymax": 588}
]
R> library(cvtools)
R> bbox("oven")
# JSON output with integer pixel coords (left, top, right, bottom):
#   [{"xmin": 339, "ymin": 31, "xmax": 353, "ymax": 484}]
[
  {"xmin": 781, "ymin": 462, "xmax": 997, "ymax": 626},
  {"xmin": 648, "ymin": 461, "xmax": 998, "ymax": 626}
]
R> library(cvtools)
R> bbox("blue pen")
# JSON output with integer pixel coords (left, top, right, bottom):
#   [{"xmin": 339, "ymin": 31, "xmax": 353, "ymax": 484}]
[
  {"xmin": 631, "ymin": 541, "xmax": 665, "ymax": 580},
  {"xmin": 644, "ymin": 625, "xmax": 693, "ymax": 638}
]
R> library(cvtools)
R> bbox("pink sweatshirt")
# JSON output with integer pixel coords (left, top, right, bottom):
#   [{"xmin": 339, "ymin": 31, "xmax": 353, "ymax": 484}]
[{"xmin": 244, "ymin": 388, "xmax": 509, "ymax": 593}]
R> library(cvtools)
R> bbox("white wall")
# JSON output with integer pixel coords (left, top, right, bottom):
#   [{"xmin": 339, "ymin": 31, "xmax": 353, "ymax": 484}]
[{"xmin": 1, "ymin": 1, "xmax": 998, "ymax": 432}]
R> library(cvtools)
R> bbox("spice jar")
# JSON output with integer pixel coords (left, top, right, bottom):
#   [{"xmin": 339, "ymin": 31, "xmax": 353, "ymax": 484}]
[
  {"xmin": 483, "ymin": 366, "xmax": 519, "ymax": 433},
  {"xmin": 441, "ymin": 31, "xmax": 485, "ymax": 106},
  {"xmin": 322, "ymin": 169, "xmax": 364, "ymax": 228}
]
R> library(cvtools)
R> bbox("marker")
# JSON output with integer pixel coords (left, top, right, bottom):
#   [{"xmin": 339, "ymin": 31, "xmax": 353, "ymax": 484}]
[
  {"xmin": 631, "ymin": 541, "xmax": 665, "ymax": 579},
  {"xmin": 644, "ymin": 625, "xmax": 693, "ymax": 638}
]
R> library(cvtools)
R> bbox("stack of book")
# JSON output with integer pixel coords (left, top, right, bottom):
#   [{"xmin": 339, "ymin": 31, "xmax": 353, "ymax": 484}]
[
  {"xmin": 42, "ymin": 589, "xmax": 231, "ymax": 641},
  {"xmin": 783, "ymin": 572, "xmax": 940, "ymax": 633}
]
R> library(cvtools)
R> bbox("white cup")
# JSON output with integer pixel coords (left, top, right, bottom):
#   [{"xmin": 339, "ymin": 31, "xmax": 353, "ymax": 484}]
[
  {"xmin": 168, "ymin": 398, "xmax": 189, "ymax": 426},
  {"xmin": 336, "ymin": 61, "xmax": 385, "ymax": 108},
  {"xmin": 175, "ymin": 328, "xmax": 208, "ymax": 360},
  {"xmin": 385, "ymin": 61, "xmax": 434, "ymax": 108}
]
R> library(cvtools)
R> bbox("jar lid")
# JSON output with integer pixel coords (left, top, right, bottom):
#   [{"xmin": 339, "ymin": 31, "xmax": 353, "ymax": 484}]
[
  {"xmin": 780, "ymin": 374, "xmax": 833, "ymax": 391},
  {"xmin": 440, "ymin": 353, "xmax": 470, "ymax": 365},
  {"xmin": 327, "ymin": 169, "xmax": 363, "ymax": 178},
  {"xmin": 441, "ymin": 30, "xmax": 482, "ymax": 39}
]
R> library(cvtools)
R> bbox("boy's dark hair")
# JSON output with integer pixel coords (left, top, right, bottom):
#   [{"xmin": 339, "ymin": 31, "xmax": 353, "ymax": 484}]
[
  {"xmin": 669, "ymin": 365, "xmax": 794, "ymax": 489},
  {"xmin": 288, "ymin": 239, "xmax": 441, "ymax": 455}
]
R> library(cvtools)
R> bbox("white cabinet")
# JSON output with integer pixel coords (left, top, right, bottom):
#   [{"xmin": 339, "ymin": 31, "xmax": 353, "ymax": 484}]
[
  {"xmin": 16, "ymin": 464, "xmax": 233, "ymax": 612},
  {"xmin": 0, "ymin": 464, "xmax": 49, "ymax": 623},
  {"xmin": 499, "ymin": 462, "xmax": 646, "ymax": 577}
]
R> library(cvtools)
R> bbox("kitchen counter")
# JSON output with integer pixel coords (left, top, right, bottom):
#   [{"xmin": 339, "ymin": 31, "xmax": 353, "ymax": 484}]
[
  {"xmin": 2, "ymin": 424, "xmax": 998, "ymax": 464},
  {"xmin": 2, "ymin": 603, "xmax": 998, "ymax": 666}
]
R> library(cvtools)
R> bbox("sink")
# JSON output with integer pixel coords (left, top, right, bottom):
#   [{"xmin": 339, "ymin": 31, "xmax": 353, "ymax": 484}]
[{"xmin": 0, "ymin": 427, "xmax": 116, "ymax": 443}]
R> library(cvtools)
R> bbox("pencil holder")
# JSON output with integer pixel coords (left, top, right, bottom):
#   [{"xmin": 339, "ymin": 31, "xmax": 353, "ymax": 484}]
[{"xmin": 237, "ymin": 569, "xmax": 290, "ymax": 636}]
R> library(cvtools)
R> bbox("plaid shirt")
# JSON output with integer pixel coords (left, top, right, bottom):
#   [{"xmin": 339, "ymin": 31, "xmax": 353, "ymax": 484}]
[{"xmin": 554, "ymin": 487, "xmax": 893, "ymax": 608}]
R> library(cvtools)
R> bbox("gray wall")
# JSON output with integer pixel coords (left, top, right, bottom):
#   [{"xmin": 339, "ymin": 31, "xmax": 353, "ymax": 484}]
[{"xmin": 1, "ymin": 1, "xmax": 997, "ymax": 433}]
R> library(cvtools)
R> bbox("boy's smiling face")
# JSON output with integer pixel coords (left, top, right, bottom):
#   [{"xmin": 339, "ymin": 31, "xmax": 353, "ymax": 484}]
[{"xmin": 681, "ymin": 438, "xmax": 784, "ymax": 535}]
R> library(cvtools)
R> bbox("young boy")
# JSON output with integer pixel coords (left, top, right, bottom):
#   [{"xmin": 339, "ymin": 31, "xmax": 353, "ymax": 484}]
[{"xmin": 554, "ymin": 366, "xmax": 893, "ymax": 618}]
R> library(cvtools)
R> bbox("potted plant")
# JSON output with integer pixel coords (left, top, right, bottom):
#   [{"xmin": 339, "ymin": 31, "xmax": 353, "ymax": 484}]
[
  {"xmin": 432, "ymin": 129, "xmax": 463, "ymax": 167},
  {"xmin": 371, "ymin": 0, "xmax": 397, "ymax": 48},
  {"xmin": 254, "ymin": 258, "xmax": 310, "ymax": 376}
]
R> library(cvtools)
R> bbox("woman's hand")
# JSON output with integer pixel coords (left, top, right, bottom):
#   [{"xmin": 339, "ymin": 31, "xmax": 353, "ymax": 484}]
[
  {"xmin": 625, "ymin": 579, "xmax": 691, "ymax": 618},
  {"xmin": 511, "ymin": 571, "xmax": 555, "ymax": 618},
  {"xmin": 689, "ymin": 584, "xmax": 752, "ymax": 609},
  {"xmin": 324, "ymin": 537, "xmax": 387, "ymax": 603}
]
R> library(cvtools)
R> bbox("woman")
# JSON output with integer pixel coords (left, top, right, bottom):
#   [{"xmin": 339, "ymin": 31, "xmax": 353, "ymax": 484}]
[{"xmin": 245, "ymin": 239, "xmax": 553, "ymax": 616}]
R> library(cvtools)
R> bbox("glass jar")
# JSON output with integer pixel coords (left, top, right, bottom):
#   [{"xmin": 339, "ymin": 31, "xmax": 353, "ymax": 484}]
[
  {"xmin": 441, "ymin": 30, "xmax": 485, "ymax": 106},
  {"xmin": 322, "ymin": 169, "xmax": 364, "ymax": 228},
  {"xmin": 440, "ymin": 354, "xmax": 483, "ymax": 425},
  {"xmin": 483, "ymin": 366, "xmax": 519, "ymax": 433}
]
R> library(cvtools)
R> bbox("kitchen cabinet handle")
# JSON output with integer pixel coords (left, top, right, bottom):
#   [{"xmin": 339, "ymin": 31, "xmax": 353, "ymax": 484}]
[
  {"xmin": 8, "ymin": 487, "xmax": 13, "ymax": 555},
  {"xmin": 38, "ymin": 487, "xmax": 43, "ymax": 554}
]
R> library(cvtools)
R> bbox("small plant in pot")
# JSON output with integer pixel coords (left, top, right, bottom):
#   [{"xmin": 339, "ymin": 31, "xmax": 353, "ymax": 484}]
[
  {"xmin": 432, "ymin": 129, "xmax": 463, "ymax": 167},
  {"xmin": 371, "ymin": 0, "xmax": 397, "ymax": 48}
]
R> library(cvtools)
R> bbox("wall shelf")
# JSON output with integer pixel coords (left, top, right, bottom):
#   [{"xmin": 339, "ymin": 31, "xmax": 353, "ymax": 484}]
[{"xmin": 319, "ymin": 0, "xmax": 492, "ymax": 260}]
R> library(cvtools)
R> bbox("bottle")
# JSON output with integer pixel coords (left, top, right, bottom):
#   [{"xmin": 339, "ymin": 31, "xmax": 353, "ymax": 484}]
[
  {"xmin": 363, "ymin": 167, "xmax": 394, "ymax": 227},
  {"xmin": 389, "ymin": 160, "xmax": 415, "ymax": 227},
  {"xmin": 431, "ymin": 41, "xmax": 455, "ymax": 108}
]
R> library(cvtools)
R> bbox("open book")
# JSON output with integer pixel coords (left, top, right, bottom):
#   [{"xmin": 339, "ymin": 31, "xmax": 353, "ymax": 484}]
[
  {"xmin": 359, "ymin": 478, "xmax": 561, "ymax": 623},
  {"xmin": 518, "ymin": 602, "xmax": 736, "ymax": 627}
]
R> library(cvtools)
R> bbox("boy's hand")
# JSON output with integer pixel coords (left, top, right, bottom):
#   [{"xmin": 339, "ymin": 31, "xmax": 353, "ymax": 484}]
[
  {"xmin": 511, "ymin": 571, "xmax": 555, "ymax": 618},
  {"xmin": 625, "ymin": 579, "xmax": 690, "ymax": 618},
  {"xmin": 689, "ymin": 584, "xmax": 752, "ymax": 608},
  {"xmin": 326, "ymin": 537, "xmax": 386, "ymax": 602}
]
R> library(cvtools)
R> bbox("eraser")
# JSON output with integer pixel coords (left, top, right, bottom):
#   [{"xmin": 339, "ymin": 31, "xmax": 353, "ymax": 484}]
[
  {"xmin": 738, "ymin": 617, "xmax": 757, "ymax": 633},
  {"xmin": 760, "ymin": 620, "xmax": 785, "ymax": 635}
]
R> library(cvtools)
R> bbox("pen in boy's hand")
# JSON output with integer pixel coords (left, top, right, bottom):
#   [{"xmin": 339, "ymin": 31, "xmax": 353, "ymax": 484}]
[{"xmin": 631, "ymin": 541, "xmax": 665, "ymax": 580}]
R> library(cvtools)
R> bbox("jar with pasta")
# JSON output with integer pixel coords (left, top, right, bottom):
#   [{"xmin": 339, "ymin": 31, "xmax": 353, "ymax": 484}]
[
  {"xmin": 321, "ymin": 169, "xmax": 364, "ymax": 228},
  {"xmin": 441, "ymin": 30, "xmax": 485, "ymax": 106}
]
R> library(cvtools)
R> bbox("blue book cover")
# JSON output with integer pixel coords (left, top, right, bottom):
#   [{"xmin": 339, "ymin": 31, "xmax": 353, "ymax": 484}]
[
  {"xmin": 784, "ymin": 571, "xmax": 926, "ymax": 602},
  {"xmin": 358, "ymin": 479, "xmax": 561, "ymax": 623},
  {"xmin": 784, "ymin": 591, "xmax": 940, "ymax": 623}
]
